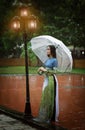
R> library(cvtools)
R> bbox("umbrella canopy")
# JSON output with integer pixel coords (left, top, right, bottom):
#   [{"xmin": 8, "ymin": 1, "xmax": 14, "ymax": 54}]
[{"xmin": 30, "ymin": 35, "xmax": 73, "ymax": 72}]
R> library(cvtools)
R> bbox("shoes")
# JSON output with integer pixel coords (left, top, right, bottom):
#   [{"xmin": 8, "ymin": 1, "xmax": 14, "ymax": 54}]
[
  {"xmin": 32, "ymin": 117, "xmax": 50, "ymax": 124},
  {"xmin": 32, "ymin": 117, "xmax": 42, "ymax": 123}
]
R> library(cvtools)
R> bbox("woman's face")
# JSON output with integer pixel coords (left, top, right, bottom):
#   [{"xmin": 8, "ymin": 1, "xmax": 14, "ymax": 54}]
[{"xmin": 46, "ymin": 46, "xmax": 51, "ymax": 57}]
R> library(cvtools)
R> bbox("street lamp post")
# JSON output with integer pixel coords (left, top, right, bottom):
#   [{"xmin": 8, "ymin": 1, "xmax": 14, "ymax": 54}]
[
  {"xmin": 23, "ymin": 30, "xmax": 31, "ymax": 117},
  {"xmin": 11, "ymin": 5, "xmax": 38, "ymax": 118}
]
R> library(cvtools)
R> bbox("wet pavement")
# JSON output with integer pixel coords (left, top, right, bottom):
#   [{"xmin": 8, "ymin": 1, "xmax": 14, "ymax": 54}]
[
  {"xmin": 0, "ymin": 113, "xmax": 67, "ymax": 130},
  {"xmin": 0, "ymin": 114, "xmax": 38, "ymax": 130}
]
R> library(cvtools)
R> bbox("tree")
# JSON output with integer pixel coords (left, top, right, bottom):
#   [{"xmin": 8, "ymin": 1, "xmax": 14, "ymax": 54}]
[{"xmin": 0, "ymin": 0, "xmax": 85, "ymax": 58}]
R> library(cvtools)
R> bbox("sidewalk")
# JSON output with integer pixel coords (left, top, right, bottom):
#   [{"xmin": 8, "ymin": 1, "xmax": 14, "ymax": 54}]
[
  {"xmin": 0, "ymin": 114, "xmax": 38, "ymax": 130},
  {"xmin": 0, "ymin": 113, "xmax": 67, "ymax": 130}
]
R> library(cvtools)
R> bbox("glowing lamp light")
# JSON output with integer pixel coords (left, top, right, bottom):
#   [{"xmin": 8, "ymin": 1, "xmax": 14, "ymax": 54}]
[
  {"xmin": 11, "ymin": 16, "xmax": 20, "ymax": 30},
  {"xmin": 29, "ymin": 21, "xmax": 37, "ymax": 28},
  {"xmin": 28, "ymin": 16, "xmax": 37, "ymax": 31},
  {"xmin": 12, "ymin": 21, "xmax": 20, "ymax": 30},
  {"xmin": 20, "ymin": 9, "xmax": 28, "ymax": 17}
]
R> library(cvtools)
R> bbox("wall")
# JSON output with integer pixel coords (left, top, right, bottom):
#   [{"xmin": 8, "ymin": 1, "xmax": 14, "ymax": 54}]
[
  {"xmin": 0, "ymin": 58, "xmax": 85, "ymax": 68},
  {"xmin": 73, "ymin": 59, "xmax": 85, "ymax": 68},
  {"xmin": 0, "ymin": 58, "xmax": 25, "ymax": 66},
  {"xmin": 0, "ymin": 74, "xmax": 85, "ymax": 130}
]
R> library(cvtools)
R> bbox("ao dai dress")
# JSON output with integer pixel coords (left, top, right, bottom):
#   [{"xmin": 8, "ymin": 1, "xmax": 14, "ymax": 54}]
[{"xmin": 38, "ymin": 57, "xmax": 59, "ymax": 122}]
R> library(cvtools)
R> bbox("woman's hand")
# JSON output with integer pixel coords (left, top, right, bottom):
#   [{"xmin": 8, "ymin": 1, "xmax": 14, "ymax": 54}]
[{"xmin": 38, "ymin": 67, "xmax": 47, "ymax": 74}]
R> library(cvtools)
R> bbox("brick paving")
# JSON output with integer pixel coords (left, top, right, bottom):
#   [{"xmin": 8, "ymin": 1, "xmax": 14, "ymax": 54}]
[{"xmin": 0, "ymin": 114, "xmax": 38, "ymax": 130}]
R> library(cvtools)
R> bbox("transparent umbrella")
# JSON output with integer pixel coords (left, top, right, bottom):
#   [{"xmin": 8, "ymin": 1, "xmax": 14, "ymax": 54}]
[{"xmin": 30, "ymin": 35, "xmax": 73, "ymax": 72}]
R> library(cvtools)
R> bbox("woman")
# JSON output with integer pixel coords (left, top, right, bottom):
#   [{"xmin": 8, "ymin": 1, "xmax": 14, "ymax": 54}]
[{"xmin": 33, "ymin": 45, "xmax": 59, "ymax": 123}]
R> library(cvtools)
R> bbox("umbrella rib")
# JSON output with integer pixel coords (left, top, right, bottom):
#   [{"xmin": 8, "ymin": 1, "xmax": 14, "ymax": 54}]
[{"xmin": 65, "ymin": 63, "xmax": 71, "ymax": 72}]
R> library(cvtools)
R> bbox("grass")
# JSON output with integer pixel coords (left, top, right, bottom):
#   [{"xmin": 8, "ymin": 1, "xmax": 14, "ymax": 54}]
[
  {"xmin": 71, "ymin": 68, "xmax": 85, "ymax": 74},
  {"xmin": 0, "ymin": 66, "xmax": 85, "ymax": 75},
  {"xmin": 0, "ymin": 66, "xmax": 38, "ymax": 75}
]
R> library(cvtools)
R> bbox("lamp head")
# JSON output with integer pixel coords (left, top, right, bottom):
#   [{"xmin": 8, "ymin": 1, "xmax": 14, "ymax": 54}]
[
  {"xmin": 19, "ymin": 4, "xmax": 31, "ymax": 17},
  {"xmin": 27, "ymin": 15, "xmax": 38, "ymax": 32},
  {"xmin": 11, "ymin": 16, "xmax": 20, "ymax": 31}
]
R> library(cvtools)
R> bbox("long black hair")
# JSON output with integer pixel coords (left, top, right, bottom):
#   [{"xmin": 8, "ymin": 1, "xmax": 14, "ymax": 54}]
[{"xmin": 48, "ymin": 45, "xmax": 56, "ymax": 58}]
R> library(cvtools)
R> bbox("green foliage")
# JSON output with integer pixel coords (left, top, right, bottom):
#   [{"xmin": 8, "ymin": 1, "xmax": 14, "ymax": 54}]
[
  {"xmin": 0, "ymin": 31, "xmax": 22, "ymax": 58},
  {"xmin": 20, "ymin": 42, "xmax": 38, "ymax": 66},
  {"xmin": 0, "ymin": 0, "xmax": 85, "ymax": 58}
]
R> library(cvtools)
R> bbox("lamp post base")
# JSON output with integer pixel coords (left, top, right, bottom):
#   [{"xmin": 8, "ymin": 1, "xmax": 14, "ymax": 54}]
[{"xmin": 24, "ymin": 102, "xmax": 32, "ymax": 119}]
